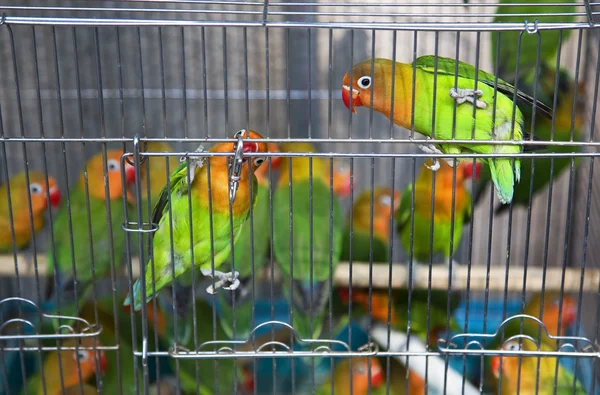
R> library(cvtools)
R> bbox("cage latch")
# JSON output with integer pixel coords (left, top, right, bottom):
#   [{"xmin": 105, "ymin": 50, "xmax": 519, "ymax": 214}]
[{"xmin": 228, "ymin": 131, "xmax": 245, "ymax": 204}]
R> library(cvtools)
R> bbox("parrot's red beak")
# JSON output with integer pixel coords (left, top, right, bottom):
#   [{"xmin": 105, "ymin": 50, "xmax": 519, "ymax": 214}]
[
  {"xmin": 490, "ymin": 356, "xmax": 500, "ymax": 378},
  {"xmin": 338, "ymin": 288, "xmax": 351, "ymax": 303},
  {"xmin": 243, "ymin": 141, "xmax": 260, "ymax": 154},
  {"xmin": 100, "ymin": 352, "xmax": 108, "ymax": 373},
  {"xmin": 462, "ymin": 161, "xmax": 482, "ymax": 181},
  {"xmin": 562, "ymin": 297, "xmax": 578, "ymax": 326},
  {"xmin": 124, "ymin": 163, "xmax": 136, "ymax": 184},
  {"xmin": 370, "ymin": 362, "xmax": 384, "ymax": 387},
  {"xmin": 334, "ymin": 177, "xmax": 353, "ymax": 198},
  {"xmin": 49, "ymin": 185, "xmax": 61, "ymax": 208},
  {"xmin": 342, "ymin": 84, "xmax": 361, "ymax": 114}
]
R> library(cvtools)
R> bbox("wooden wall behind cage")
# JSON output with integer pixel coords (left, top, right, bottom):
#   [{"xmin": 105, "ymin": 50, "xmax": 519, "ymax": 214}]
[{"xmin": 0, "ymin": 1, "xmax": 596, "ymax": 309}]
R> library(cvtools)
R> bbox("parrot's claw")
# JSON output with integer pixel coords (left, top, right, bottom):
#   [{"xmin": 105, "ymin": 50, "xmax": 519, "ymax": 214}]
[
  {"xmin": 181, "ymin": 145, "xmax": 206, "ymax": 185},
  {"xmin": 443, "ymin": 158, "xmax": 457, "ymax": 167},
  {"xmin": 417, "ymin": 141, "xmax": 443, "ymax": 171},
  {"xmin": 201, "ymin": 269, "xmax": 240, "ymax": 294},
  {"xmin": 449, "ymin": 88, "xmax": 487, "ymax": 109},
  {"xmin": 424, "ymin": 159, "xmax": 441, "ymax": 171}
]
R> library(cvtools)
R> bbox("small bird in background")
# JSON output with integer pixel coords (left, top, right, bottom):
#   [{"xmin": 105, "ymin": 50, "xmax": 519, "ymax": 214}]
[
  {"xmin": 525, "ymin": 292, "xmax": 578, "ymax": 337},
  {"xmin": 316, "ymin": 357, "xmax": 384, "ymax": 395},
  {"xmin": 490, "ymin": 338, "xmax": 587, "ymax": 395},
  {"xmin": 341, "ymin": 186, "xmax": 401, "ymax": 263},
  {"xmin": 61, "ymin": 384, "xmax": 100, "ymax": 395},
  {"xmin": 124, "ymin": 129, "xmax": 268, "ymax": 311},
  {"xmin": 0, "ymin": 171, "xmax": 61, "ymax": 252},
  {"xmin": 342, "ymin": 55, "xmax": 551, "ymax": 204},
  {"xmin": 272, "ymin": 142, "xmax": 345, "ymax": 339},
  {"xmin": 46, "ymin": 150, "xmax": 136, "ymax": 324},
  {"xmin": 396, "ymin": 160, "xmax": 480, "ymax": 264},
  {"xmin": 23, "ymin": 338, "xmax": 107, "ymax": 395}
]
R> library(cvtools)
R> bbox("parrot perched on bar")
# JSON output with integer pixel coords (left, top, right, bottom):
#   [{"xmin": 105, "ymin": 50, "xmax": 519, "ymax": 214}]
[
  {"xmin": 473, "ymin": 65, "xmax": 584, "ymax": 212},
  {"xmin": 0, "ymin": 171, "xmax": 61, "ymax": 252},
  {"xmin": 137, "ymin": 141, "xmax": 180, "ymax": 225},
  {"xmin": 342, "ymin": 56, "xmax": 552, "ymax": 204},
  {"xmin": 316, "ymin": 357, "xmax": 384, "ymax": 395},
  {"xmin": 396, "ymin": 160, "xmax": 480, "ymax": 263},
  {"xmin": 124, "ymin": 129, "xmax": 268, "ymax": 311},
  {"xmin": 46, "ymin": 150, "xmax": 136, "ymax": 322},
  {"xmin": 22, "ymin": 338, "xmax": 107, "ymax": 395},
  {"xmin": 341, "ymin": 186, "xmax": 401, "ymax": 263},
  {"xmin": 216, "ymin": 143, "xmax": 282, "ymax": 339},
  {"xmin": 490, "ymin": 338, "xmax": 587, "ymax": 395},
  {"xmin": 272, "ymin": 142, "xmax": 346, "ymax": 339}
]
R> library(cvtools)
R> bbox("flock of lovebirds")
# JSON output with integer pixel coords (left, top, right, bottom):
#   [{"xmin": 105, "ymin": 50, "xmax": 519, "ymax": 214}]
[{"xmin": 0, "ymin": 7, "xmax": 591, "ymax": 394}]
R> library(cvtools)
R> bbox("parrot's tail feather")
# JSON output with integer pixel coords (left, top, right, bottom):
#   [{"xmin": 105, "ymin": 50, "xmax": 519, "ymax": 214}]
[
  {"xmin": 488, "ymin": 158, "xmax": 518, "ymax": 204},
  {"xmin": 522, "ymin": 133, "xmax": 549, "ymax": 152},
  {"xmin": 292, "ymin": 279, "xmax": 331, "ymax": 321}
]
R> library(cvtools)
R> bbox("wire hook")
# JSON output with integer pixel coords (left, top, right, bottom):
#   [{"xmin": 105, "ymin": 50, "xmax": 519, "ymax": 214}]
[
  {"xmin": 524, "ymin": 18, "xmax": 539, "ymax": 34},
  {"xmin": 228, "ymin": 130, "xmax": 246, "ymax": 204},
  {"xmin": 0, "ymin": 14, "xmax": 7, "ymax": 27}
]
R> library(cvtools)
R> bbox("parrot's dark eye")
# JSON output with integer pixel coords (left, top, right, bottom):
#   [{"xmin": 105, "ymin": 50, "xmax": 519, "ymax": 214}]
[
  {"xmin": 74, "ymin": 350, "xmax": 90, "ymax": 362},
  {"xmin": 29, "ymin": 183, "xmax": 43, "ymax": 195},
  {"xmin": 253, "ymin": 157, "xmax": 265, "ymax": 167},
  {"xmin": 107, "ymin": 159, "xmax": 119, "ymax": 172},
  {"xmin": 505, "ymin": 341, "xmax": 520, "ymax": 352},
  {"xmin": 358, "ymin": 76, "xmax": 371, "ymax": 89}
]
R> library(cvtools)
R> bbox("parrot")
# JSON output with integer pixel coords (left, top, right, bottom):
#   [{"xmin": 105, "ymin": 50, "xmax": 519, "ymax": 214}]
[
  {"xmin": 396, "ymin": 160, "xmax": 480, "ymax": 264},
  {"xmin": 316, "ymin": 357, "xmax": 384, "ymax": 395},
  {"xmin": 62, "ymin": 384, "xmax": 99, "ymax": 395},
  {"xmin": 473, "ymin": 66, "xmax": 584, "ymax": 212},
  {"xmin": 215, "ymin": 143, "xmax": 282, "ymax": 340},
  {"xmin": 272, "ymin": 142, "xmax": 345, "ymax": 339},
  {"xmin": 491, "ymin": 0, "xmax": 578, "ymax": 83},
  {"xmin": 490, "ymin": 338, "xmax": 587, "ymax": 394},
  {"xmin": 525, "ymin": 292, "xmax": 577, "ymax": 338},
  {"xmin": 22, "ymin": 338, "xmax": 107, "ymax": 395},
  {"xmin": 124, "ymin": 129, "xmax": 268, "ymax": 311},
  {"xmin": 371, "ymin": 356, "xmax": 427, "ymax": 395},
  {"xmin": 46, "ymin": 150, "xmax": 136, "ymax": 322},
  {"xmin": 341, "ymin": 186, "xmax": 401, "ymax": 263},
  {"xmin": 342, "ymin": 55, "xmax": 552, "ymax": 204},
  {"xmin": 0, "ymin": 171, "xmax": 61, "ymax": 252}
]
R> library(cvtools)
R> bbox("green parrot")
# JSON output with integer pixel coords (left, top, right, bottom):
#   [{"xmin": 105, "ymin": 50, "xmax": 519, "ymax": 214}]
[
  {"xmin": 342, "ymin": 55, "xmax": 552, "ymax": 204},
  {"xmin": 396, "ymin": 160, "xmax": 479, "ymax": 263},
  {"xmin": 46, "ymin": 149, "xmax": 136, "ymax": 321},
  {"xmin": 0, "ymin": 171, "xmax": 61, "ymax": 252},
  {"xmin": 341, "ymin": 186, "xmax": 401, "ymax": 263},
  {"xmin": 474, "ymin": 66, "xmax": 584, "ymax": 212},
  {"xmin": 272, "ymin": 142, "xmax": 346, "ymax": 339},
  {"xmin": 491, "ymin": 0, "xmax": 578, "ymax": 83},
  {"xmin": 124, "ymin": 130, "xmax": 268, "ymax": 311},
  {"xmin": 216, "ymin": 143, "xmax": 282, "ymax": 340}
]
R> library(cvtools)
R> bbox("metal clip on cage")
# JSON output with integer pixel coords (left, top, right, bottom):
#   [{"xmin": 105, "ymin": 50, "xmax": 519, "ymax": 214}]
[
  {"xmin": 168, "ymin": 321, "xmax": 378, "ymax": 359},
  {"xmin": 0, "ymin": 297, "xmax": 101, "ymax": 348}
]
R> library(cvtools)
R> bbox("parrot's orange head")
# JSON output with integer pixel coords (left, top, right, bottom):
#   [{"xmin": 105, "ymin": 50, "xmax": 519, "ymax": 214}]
[
  {"xmin": 24, "ymin": 173, "xmax": 61, "ymax": 214},
  {"xmin": 254, "ymin": 142, "xmax": 282, "ymax": 185},
  {"xmin": 351, "ymin": 357, "xmax": 384, "ymax": 390},
  {"xmin": 82, "ymin": 150, "xmax": 136, "ymax": 201},
  {"xmin": 332, "ymin": 160, "xmax": 354, "ymax": 198},
  {"xmin": 342, "ymin": 59, "xmax": 389, "ymax": 114},
  {"xmin": 490, "ymin": 339, "xmax": 533, "ymax": 379},
  {"xmin": 545, "ymin": 294, "xmax": 577, "ymax": 334},
  {"xmin": 374, "ymin": 187, "xmax": 401, "ymax": 218},
  {"xmin": 212, "ymin": 129, "xmax": 269, "ymax": 182}
]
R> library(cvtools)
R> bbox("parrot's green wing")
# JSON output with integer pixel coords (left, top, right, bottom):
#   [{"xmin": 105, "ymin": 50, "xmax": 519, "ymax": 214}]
[
  {"xmin": 394, "ymin": 184, "xmax": 413, "ymax": 236},
  {"xmin": 414, "ymin": 55, "xmax": 553, "ymax": 119},
  {"xmin": 150, "ymin": 161, "xmax": 188, "ymax": 228}
]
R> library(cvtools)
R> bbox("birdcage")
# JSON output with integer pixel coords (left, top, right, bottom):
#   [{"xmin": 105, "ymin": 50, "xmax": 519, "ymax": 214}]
[{"xmin": 0, "ymin": 0, "xmax": 598, "ymax": 394}]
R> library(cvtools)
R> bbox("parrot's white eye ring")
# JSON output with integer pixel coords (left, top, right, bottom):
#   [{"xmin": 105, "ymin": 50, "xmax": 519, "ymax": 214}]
[
  {"xmin": 504, "ymin": 340, "xmax": 521, "ymax": 352},
  {"xmin": 73, "ymin": 350, "xmax": 90, "ymax": 362},
  {"xmin": 107, "ymin": 159, "xmax": 119, "ymax": 172},
  {"xmin": 235, "ymin": 129, "xmax": 246, "ymax": 138},
  {"xmin": 358, "ymin": 76, "xmax": 372, "ymax": 89},
  {"xmin": 29, "ymin": 182, "xmax": 43, "ymax": 195},
  {"xmin": 379, "ymin": 195, "xmax": 392, "ymax": 207},
  {"xmin": 253, "ymin": 157, "xmax": 265, "ymax": 167}
]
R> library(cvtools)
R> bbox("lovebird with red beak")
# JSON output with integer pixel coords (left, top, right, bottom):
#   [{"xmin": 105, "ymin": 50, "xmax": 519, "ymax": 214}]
[
  {"xmin": 124, "ymin": 130, "xmax": 269, "ymax": 311},
  {"xmin": 342, "ymin": 56, "xmax": 551, "ymax": 205}
]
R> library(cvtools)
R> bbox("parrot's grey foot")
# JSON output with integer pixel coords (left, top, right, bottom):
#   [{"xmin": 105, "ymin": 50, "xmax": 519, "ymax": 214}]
[
  {"xmin": 449, "ymin": 88, "xmax": 487, "ymax": 109},
  {"xmin": 417, "ymin": 142, "xmax": 444, "ymax": 172},
  {"xmin": 201, "ymin": 269, "xmax": 240, "ymax": 294},
  {"xmin": 424, "ymin": 159, "xmax": 440, "ymax": 171}
]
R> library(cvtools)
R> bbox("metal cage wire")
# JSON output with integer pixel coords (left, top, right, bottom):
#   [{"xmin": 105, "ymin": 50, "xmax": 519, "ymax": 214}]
[{"xmin": 0, "ymin": 1, "xmax": 598, "ymax": 394}]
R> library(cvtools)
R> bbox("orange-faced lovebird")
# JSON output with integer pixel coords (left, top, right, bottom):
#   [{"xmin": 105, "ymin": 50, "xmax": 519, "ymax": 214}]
[
  {"xmin": 0, "ymin": 171, "xmax": 60, "ymax": 252},
  {"xmin": 272, "ymin": 142, "xmax": 345, "ymax": 339},
  {"xmin": 317, "ymin": 357, "xmax": 384, "ymax": 395},
  {"xmin": 24, "ymin": 338, "xmax": 107, "ymax": 395},
  {"xmin": 490, "ymin": 338, "xmax": 586, "ymax": 395},
  {"xmin": 396, "ymin": 160, "xmax": 481, "ymax": 264},
  {"xmin": 342, "ymin": 186, "xmax": 401, "ymax": 263},
  {"xmin": 525, "ymin": 292, "xmax": 577, "ymax": 337},
  {"xmin": 124, "ymin": 129, "xmax": 268, "ymax": 311},
  {"xmin": 342, "ymin": 56, "xmax": 551, "ymax": 204},
  {"xmin": 46, "ymin": 150, "xmax": 135, "ymax": 322}
]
